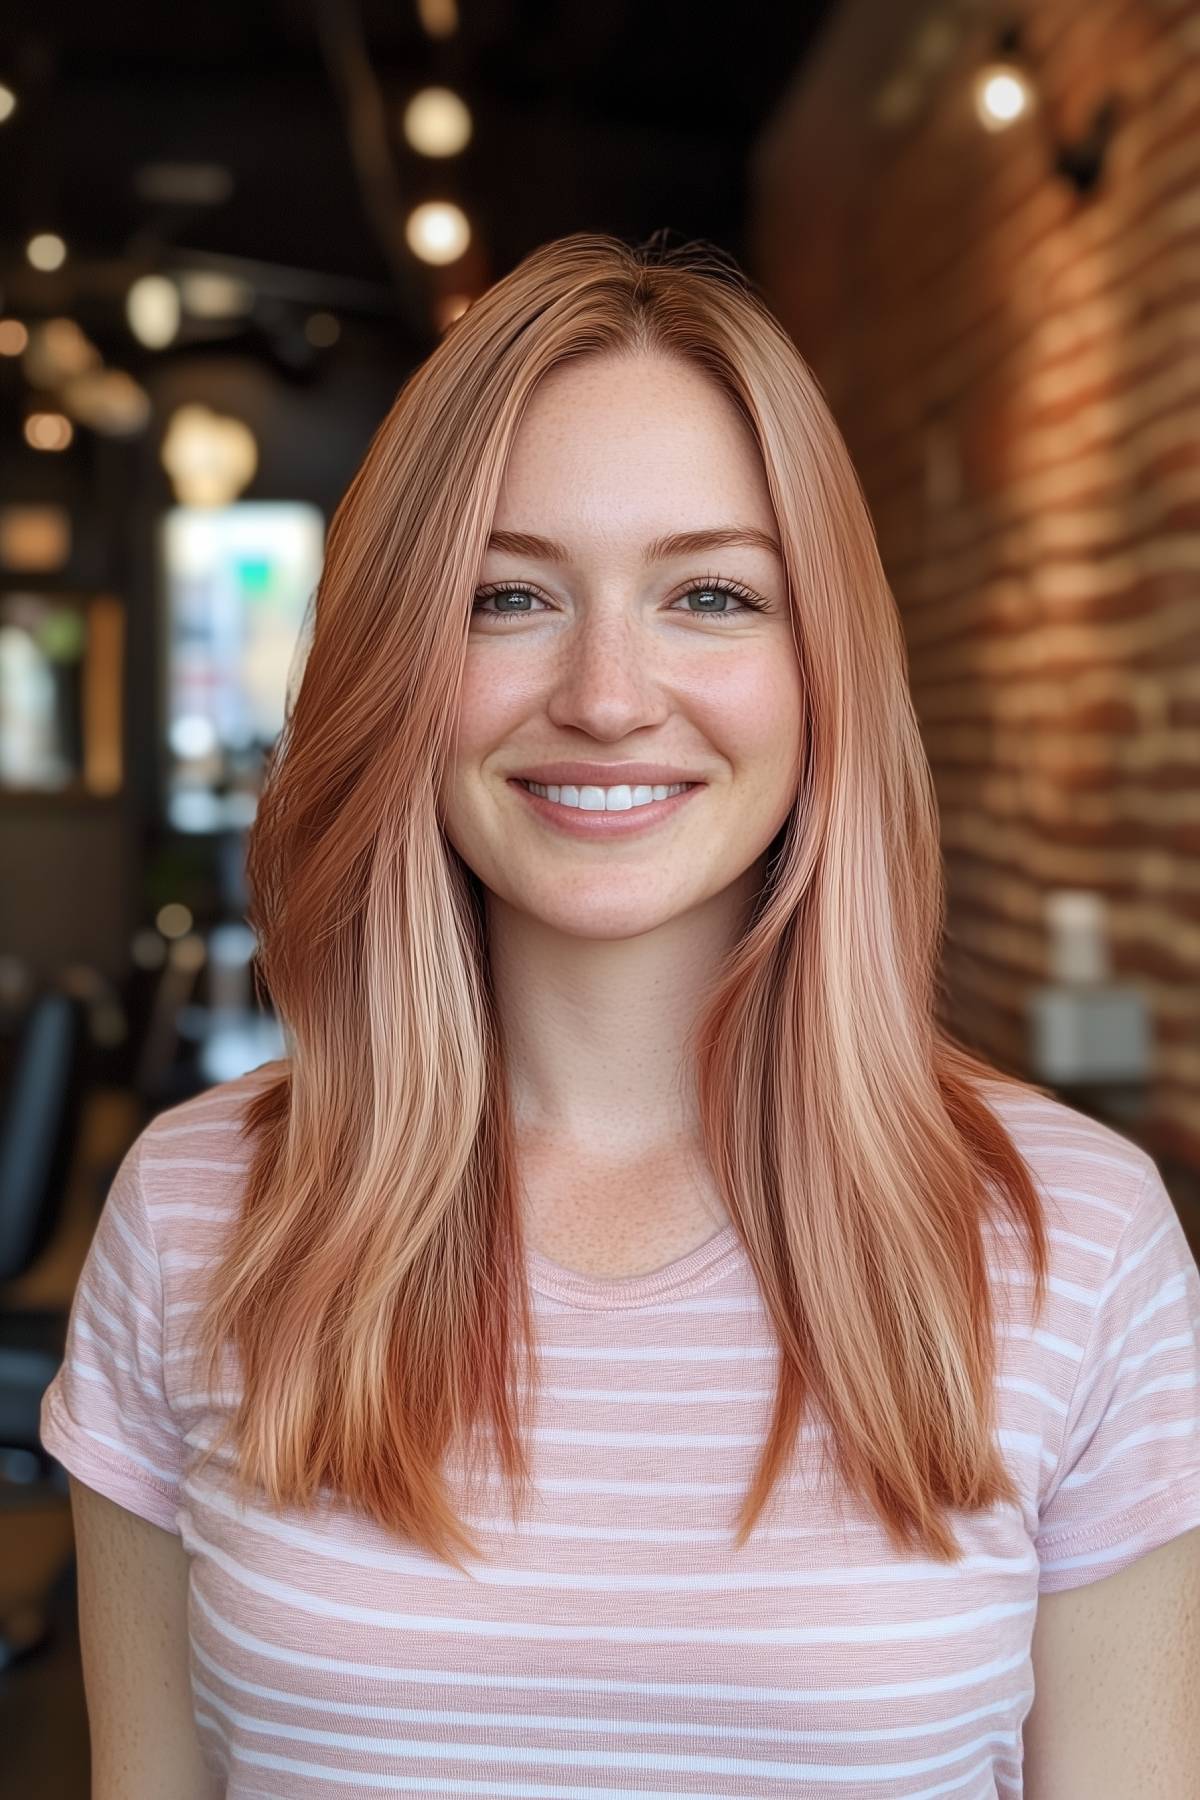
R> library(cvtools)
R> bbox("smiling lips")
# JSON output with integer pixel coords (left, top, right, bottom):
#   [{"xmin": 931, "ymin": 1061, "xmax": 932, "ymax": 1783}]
[
  {"xmin": 509, "ymin": 775, "xmax": 704, "ymax": 836},
  {"xmin": 519, "ymin": 777, "xmax": 693, "ymax": 811}
]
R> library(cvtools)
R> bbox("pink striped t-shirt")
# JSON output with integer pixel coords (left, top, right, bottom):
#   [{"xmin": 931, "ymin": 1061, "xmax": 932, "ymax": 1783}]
[{"xmin": 40, "ymin": 1060, "xmax": 1200, "ymax": 1798}]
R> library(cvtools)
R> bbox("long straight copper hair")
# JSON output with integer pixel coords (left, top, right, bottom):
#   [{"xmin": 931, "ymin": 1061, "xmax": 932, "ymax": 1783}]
[{"xmin": 186, "ymin": 232, "xmax": 1054, "ymax": 1572}]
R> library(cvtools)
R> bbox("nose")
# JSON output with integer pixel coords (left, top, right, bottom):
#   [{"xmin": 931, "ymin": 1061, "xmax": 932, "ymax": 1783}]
[{"xmin": 541, "ymin": 603, "xmax": 673, "ymax": 742}]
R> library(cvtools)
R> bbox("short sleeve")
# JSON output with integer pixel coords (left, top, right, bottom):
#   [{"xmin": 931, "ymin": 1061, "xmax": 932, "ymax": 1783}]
[
  {"xmin": 38, "ymin": 1127, "xmax": 184, "ymax": 1534},
  {"xmin": 1035, "ymin": 1156, "xmax": 1200, "ymax": 1592}
]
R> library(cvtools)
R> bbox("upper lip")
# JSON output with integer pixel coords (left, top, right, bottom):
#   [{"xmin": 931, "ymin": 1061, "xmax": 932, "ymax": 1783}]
[{"xmin": 510, "ymin": 763, "xmax": 707, "ymax": 787}]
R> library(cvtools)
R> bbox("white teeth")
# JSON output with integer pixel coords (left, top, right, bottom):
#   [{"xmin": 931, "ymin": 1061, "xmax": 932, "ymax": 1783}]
[{"xmin": 522, "ymin": 781, "xmax": 691, "ymax": 811}]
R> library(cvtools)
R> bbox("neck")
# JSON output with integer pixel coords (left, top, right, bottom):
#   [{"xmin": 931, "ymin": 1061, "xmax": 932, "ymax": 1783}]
[{"xmin": 485, "ymin": 867, "xmax": 761, "ymax": 1158}]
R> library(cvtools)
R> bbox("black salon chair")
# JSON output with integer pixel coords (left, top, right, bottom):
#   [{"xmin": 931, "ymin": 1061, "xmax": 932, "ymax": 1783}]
[{"xmin": 0, "ymin": 985, "xmax": 91, "ymax": 1669}]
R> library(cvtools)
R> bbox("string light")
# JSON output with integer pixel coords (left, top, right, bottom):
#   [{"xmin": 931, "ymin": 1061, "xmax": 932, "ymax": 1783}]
[
  {"xmin": 27, "ymin": 233, "xmax": 67, "ymax": 272},
  {"xmin": 24, "ymin": 412, "xmax": 74, "ymax": 452},
  {"xmin": 405, "ymin": 201, "xmax": 470, "ymax": 266}
]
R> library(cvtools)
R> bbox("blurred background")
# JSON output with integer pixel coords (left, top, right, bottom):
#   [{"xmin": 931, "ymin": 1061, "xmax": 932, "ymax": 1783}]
[{"xmin": 2, "ymin": 0, "xmax": 1198, "ymax": 1788}]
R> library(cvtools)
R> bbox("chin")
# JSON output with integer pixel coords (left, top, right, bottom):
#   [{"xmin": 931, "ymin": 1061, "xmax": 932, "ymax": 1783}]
[{"xmin": 526, "ymin": 890, "xmax": 706, "ymax": 937}]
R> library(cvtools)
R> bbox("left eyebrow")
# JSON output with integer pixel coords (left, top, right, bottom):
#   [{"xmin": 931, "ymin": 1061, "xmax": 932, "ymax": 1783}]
[{"xmin": 484, "ymin": 526, "xmax": 783, "ymax": 564}]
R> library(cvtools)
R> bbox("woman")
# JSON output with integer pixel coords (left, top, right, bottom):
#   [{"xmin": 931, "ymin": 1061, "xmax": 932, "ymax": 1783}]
[{"xmin": 41, "ymin": 233, "xmax": 1200, "ymax": 1796}]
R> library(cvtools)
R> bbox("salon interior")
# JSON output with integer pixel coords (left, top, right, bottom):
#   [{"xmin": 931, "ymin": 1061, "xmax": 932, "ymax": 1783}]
[{"xmin": 1, "ymin": 0, "xmax": 1198, "ymax": 1789}]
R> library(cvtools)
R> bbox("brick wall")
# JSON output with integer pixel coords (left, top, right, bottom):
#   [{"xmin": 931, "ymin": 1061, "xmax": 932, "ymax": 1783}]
[{"xmin": 751, "ymin": 0, "xmax": 1200, "ymax": 1188}]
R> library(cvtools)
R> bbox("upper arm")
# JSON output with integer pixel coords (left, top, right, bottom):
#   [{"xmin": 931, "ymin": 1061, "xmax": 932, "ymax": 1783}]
[
  {"xmin": 1024, "ymin": 1525, "xmax": 1200, "ymax": 1799},
  {"xmin": 69, "ymin": 1474, "xmax": 221, "ymax": 1800}
]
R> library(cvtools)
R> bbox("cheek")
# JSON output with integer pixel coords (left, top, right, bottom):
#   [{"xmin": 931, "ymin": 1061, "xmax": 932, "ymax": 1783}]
[
  {"xmin": 439, "ymin": 658, "xmax": 529, "ymax": 836},
  {"xmin": 450, "ymin": 659, "xmax": 526, "ymax": 772},
  {"xmin": 690, "ymin": 654, "xmax": 804, "ymax": 770}
]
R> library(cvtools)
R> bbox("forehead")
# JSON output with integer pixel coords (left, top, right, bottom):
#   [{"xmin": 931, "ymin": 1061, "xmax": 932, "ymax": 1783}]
[{"xmin": 491, "ymin": 354, "xmax": 776, "ymax": 553}]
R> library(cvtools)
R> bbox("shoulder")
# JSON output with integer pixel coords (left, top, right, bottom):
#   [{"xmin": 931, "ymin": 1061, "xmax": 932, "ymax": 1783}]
[
  {"xmin": 978, "ymin": 1081, "xmax": 1156, "ymax": 1255},
  {"xmin": 139, "ymin": 1057, "xmax": 286, "ymax": 1162},
  {"xmin": 970, "ymin": 1082, "xmax": 1174, "ymax": 1379},
  {"xmin": 983, "ymin": 1091, "xmax": 1200, "ymax": 1570},
  {"xmin": 134, "ymin": 1059, "xmax": 287, "ymax": 1251}
]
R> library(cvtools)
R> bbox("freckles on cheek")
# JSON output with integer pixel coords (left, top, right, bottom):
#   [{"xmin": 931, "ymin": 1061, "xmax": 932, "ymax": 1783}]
[
  {"xmin": 691, "ymin": 658, "xmax": 796, "ymax": 757},
  {"xmin": 458, "ymin": 662, "xmax": 537, "ymax": 749}
]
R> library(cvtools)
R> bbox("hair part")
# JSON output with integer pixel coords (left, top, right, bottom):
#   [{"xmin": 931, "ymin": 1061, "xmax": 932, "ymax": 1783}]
[{"xmin": 185, "ymin": 230, "xmax": 1054, "ymax": 1572}]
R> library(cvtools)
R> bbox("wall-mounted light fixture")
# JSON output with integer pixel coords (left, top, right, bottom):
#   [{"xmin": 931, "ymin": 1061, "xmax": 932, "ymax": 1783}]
[{"xmin": 975, "ymin": 24, "xmax": 1119, "ymax": 196}]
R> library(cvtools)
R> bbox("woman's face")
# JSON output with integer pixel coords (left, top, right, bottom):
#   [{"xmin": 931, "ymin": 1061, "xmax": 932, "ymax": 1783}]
[{"xmin": 439, "ymin": 351, "xmax": 804, "ymax": 941}]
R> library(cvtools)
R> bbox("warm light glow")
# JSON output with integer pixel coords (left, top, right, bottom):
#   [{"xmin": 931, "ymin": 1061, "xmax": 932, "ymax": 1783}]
[
  {"xmin": 27, "ymin": 232, "xmax": 67, "ymax": 271},
  {"xmin": 304, "ymin": 311, "xmax": 340, "ymax": 348},
  {"xmin": 130, "ymin": 927, "xmax": 168, "ymax": 969},
  {"xmin": 61, "ymin": 368, "xmax": 152, "ymax": 436},
  {"xmin": 169, "ymin": 934, "xmax": 208, "ymax": 973},
  {"xmin": 873, "ymin": 76, "xmax": 921, "ymax": 128},
  {"xmin": 82, "ymin": 593, "xmax": 124, "ymax": 797},
  {"xmin": 434, "ymin": 292, "xmax": 472, "ymax": 332},
  {"xmin": 0, "ymin": 84, "xmax": 16, "ymax": 123},
  {"xmin": 403, "ymin": 86, "xmax": 472, "ymax": 156},
  {"xmin": 974, "ymin": 62, "xmax": 1034, "ymax": 131},
  {"xmin": 405, "ymin": 200, "xmax": 470, "ymax": 266},
  {"xmin": 0, "ymin": 318, "xmax": 28, "ymax": 356},
  {"xmin": 127, "ymin": 274, "xmax": 181, "ymax": 348},
  {"xmin": 23, "ymin": 317, "xmax": 101, "ymax": 386},
  {"xmin": 0, "ymin": 505, "xmax": 71, "ymax": 571},
  {"xmin": 160, "ymin": 403, "xmax": 258, "ymax": 506},
  {"xmin": 44, "ymin": 317, "xmax": 98, "ymax": 373},
  {"xmin": 178, "ymin": 270, "xmax": 256, "ymax": 318},
  {"xmin": 24, "ymin": 412, "xmax": 73, "ymax": 451},
  {"xmin": 156, "ymin": 901, "xmax": 194, "ymax": 938},
  {"xmin": 415, "ymin": 0, "xmax": 458, "ymax": 37}
]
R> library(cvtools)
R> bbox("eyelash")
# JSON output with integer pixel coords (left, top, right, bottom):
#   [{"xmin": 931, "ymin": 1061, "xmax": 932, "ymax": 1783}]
[{"xmin": 471, "ymin": 573, "xmax": 767, "ymax": 627}]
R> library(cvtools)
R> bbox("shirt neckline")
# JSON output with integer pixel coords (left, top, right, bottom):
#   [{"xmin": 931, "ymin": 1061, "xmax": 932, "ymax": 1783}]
[{"xmin": 525, "ymin": 1220, "xmax": 742, "ymax": 1310}]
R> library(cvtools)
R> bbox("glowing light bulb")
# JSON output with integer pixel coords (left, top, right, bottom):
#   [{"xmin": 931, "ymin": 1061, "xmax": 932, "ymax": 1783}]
[
  {"xmin": 974, "ymin": 63, "xmax": 1034, "ymax": 132},
  {"xmin": 27, "ymin": 232, "xmax": 67, "ymax": 271},
  {"xmin": 405, "ymin": 201, "xmax": 470, "ymax": 266},
  {"xmin": 403, "ymin": 86, "xmax": 472, "ymax": 156}
]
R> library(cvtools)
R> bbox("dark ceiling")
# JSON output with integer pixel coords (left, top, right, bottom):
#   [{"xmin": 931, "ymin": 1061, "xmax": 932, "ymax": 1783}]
[{"xmin": 1, "ymin": 0, "xmax": 838, "ymax": 355}]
